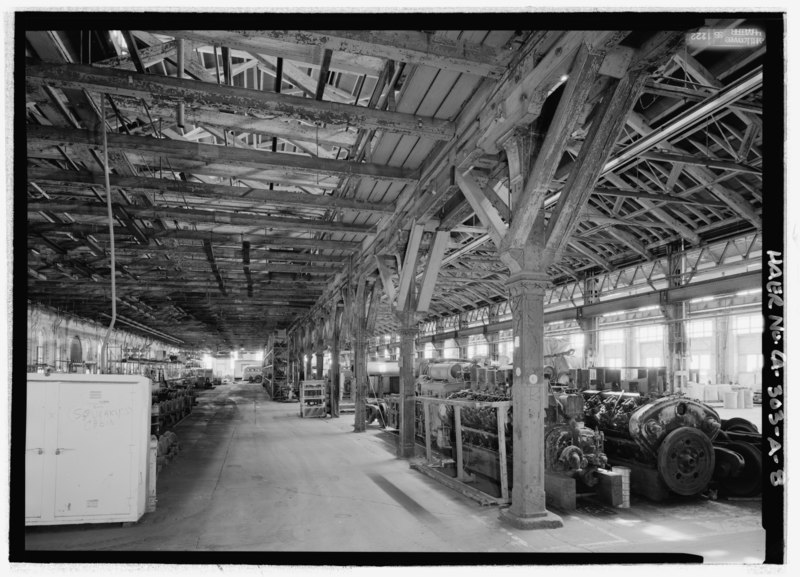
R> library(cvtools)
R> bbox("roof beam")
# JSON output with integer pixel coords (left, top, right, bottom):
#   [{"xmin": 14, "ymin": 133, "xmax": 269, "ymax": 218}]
[
  {"xmin": 604, "ymin": 227, "xmax": 653, "ymax": 260},
  {"xmin": 546, "ymin": 68, "xmax": 648, "ymax": 261},
  {"xmin": 501, "ymin": 44, "xmax": 604, "ymax": 255},
  {"xmin": 28, "ymin": 167, "xmax": 395, "ymax": 214},
  {"xmin": 244, "ymin": 30, "xmax": 508, "ymax": 78},
  {"xmin": 315, "ymin": 49, "xmax": 333, "ymax": 101},
  {"xmin": 417, "ymin": 231, "xmax": 450, "ymax": 313},
  {"xmin": 250, "ymin": 52, "xmax": 359, "ymax": 104},
  {"xmin": 396, "ymin": 223, "xmax": 424, "ymax": 311},
  {"xmin": 119, "ymin": 31, "xmax": 146, "ymax": 74},
  {"xmin": 27, "ymin": 60, "xmax": 454, "ymax": 141},
  {"xmin": 27, "ymin": 125, "xmax": 416, "ymax": 183},
  {"xmin": 603, "ymin": 67, "xmax": 762, "ymax": 175},
  {"xmin": 154, "ymin": 30, "xmax": 386, "ymax": 76},
  {"xmin": 203, "ymin": 240, "xmax": 227, "ymax": 297},
  {"xmin": 626, "ymin": 112, "xmax": 761, "ymax": 229},
  {"xmin": 476, "ymin": 32, "xmax": 624, "ymax": 154},
  {"xmin": 592, "ymin": 185, "xmax": 726, "ymax": 207},
  {"xmin": 94, "ymin": 39, "xmax": 178, "ymax": 71},
  {"xmin": 455, "ymin": 170, "xmax": 507, "ymax": 248},
  {"xmin": 28, "ymin": 222, "xmax": 362, "ymax": 252},
  {"xmin": 374, "ymin": 255, "xmax": 397, "ymax": 308},
  {"xmin": 674, "ymin": 51, "xmax": 762, "ymax": 131},
  {"xmin": 603, "ymin": 172, "xmax": 702, "ymax": 245},
  {"xmin": 27, "ymin": 201, "xmax": 376, "ymax": 236},
  {"xmin": 365, "ymin": 279, "xmax": 381, "ymax": 335},
  {"xmin": 242, "ymin": 241, "xmax": 253, "ymax": 298},
  {"xmin": 639, "ymin": 150, "xmax": 760, "ymax": 175},
  {"xmin": 567, "ymin": 240, "xmax": 611, "ymax": 272},
  {"xmin": 130, "ymin": 31, "xmax": 216, "ymax": 82}
]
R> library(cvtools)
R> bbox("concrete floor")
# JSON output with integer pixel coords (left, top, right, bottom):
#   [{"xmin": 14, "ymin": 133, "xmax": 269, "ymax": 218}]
[{"xmin": 25, "ymin": 381, "xmax": 765, "ymax": 562}]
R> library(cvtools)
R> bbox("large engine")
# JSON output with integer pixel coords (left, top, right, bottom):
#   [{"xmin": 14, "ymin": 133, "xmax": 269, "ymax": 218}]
[
  {"xmin": 416, "ymin": 360, "xmax": 471, "ymax": 397},
  {"xmin": 416, "ymin": 360, "xmax": 473, "ymax": 450},
  {"xmin": 544, "ymin": 390, "xmax": 607, "ymax": 487},
  {"xmin": 584, "ymin": 392, "xmax": 721, "ymax": 496}
]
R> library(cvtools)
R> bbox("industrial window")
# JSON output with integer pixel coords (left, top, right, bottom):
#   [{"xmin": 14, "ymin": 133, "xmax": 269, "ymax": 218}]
[
  {"xmin": 740, "ymin": 353, "xmax": 763, "ymax": 373},
  {"xmin": 497, "ymin": 330, "xmax": 513, "ymax": 364},
  {"xmin": 605, "ymin": 357, "xmax": 623, "ymax": 368},
  {"xmin": 734, "ymin": 314, "xmax": 763, "ymax": 335},
  {"xmin": 686, "ymin": 319, "xmax": 713, "ymax": 338},
  {"xmin": 643, "ymin": 357, "xmax": 662, "ymax": 367},
  {"xmin": 599, "ymin": 329, "xmax": 624, "ymax": 345},
  {"xmin": 424, "ymin": 342, "xmax": 435, "ymax": 359},
  {"xmin": 384, "ymin": 347, "xmax": 391, "ymax": 360},
  {"xmin": 636, "ymin": 325, "xmax": 663, "ymax": 342},
  {"xmin": 467, "ymin": 334, "xmax": 489, "ymax": 359},
  {"xmin": 690, "ymin": 354, "xmax": 711, "ymax": 383},
  {"xmin": 568, "ymin": 333, "xmax": 584, "ymax": 362}
]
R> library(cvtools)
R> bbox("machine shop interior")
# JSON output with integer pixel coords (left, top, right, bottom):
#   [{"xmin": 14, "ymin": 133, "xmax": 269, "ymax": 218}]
[{"xmin": 14, "ymin": 12, "xmax": 783, "ymax": 566}]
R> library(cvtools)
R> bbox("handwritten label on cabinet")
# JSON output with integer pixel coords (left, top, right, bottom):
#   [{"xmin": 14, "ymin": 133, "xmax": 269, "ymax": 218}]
[{"xmin": 71, "ymin": 405, "xmax": 133, "ymax": 430}]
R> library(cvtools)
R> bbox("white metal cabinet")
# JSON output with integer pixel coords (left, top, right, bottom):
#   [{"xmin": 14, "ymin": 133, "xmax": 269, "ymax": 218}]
[{"xmin": 25, "ymin": 373, "xmax": 152, "ymax": 525}]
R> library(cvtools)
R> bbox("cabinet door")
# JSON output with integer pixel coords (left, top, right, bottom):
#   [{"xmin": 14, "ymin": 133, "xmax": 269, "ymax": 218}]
[
  {"xmin": 25, "ymin": 383, "xmax": 48, "ymax": 519},
  {"xmin": 54, "ymin": 383, "xmax": 136, "ymax": 518}
]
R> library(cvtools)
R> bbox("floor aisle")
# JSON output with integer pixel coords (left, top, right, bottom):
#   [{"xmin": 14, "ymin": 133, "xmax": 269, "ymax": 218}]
[{"xmin": 24, "ymin": 381, "xmax": 765, "ymax": 561}]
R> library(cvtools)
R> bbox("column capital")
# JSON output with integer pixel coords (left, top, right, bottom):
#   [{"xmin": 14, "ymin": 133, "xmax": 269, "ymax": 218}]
[
  {"xmin": 398, "ymin": 327, "xmax": 417, "ymax": 338},
  {"xmin": 505, "ymin": 271, "xmax": 550, "ymax": 297}
]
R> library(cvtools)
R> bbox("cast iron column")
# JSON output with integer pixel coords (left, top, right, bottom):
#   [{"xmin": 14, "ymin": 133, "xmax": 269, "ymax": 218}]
[
  {"xmin": 398, "ymin": 320, "xmax": 417, "ymax": 458},
  {"xmin": 316, "ymin": 345, "xmax": 324, "ymax": 380},
  {"xmin": 330, "ymin": 316, "xmax": 340, "ymax": 417},
  {"xmin": 353, "ymin": 330, "xmax": 368, "ymax": 432},
  {"xmin": 499, "ymin": 271, "xmax": 563, "ymax": 529}
]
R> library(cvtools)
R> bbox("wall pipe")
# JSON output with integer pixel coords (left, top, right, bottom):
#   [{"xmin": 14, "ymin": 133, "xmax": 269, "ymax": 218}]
[{"xmin": 99, "ymin": 96, "xmax": 117, "ymax": 372}]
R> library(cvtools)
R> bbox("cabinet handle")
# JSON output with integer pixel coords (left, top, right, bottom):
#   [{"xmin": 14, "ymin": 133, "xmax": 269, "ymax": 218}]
[
  {"xmin": 26, "ymin": 448, "xmax": 44, "ymax": 455},
  {"xmin": 55, "ymin": 448, "xmax": 73, "ymax": 455}
]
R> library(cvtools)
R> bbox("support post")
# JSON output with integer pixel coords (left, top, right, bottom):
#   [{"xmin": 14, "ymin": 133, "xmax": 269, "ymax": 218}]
[
  {"xmin": 423, "ymin": 399, "xmax": 432, "ymax": 462},
  {"xmin": 499, "ymin": 269, "xmax": 563, "ymax": 529},
  {"xmin": 353, "ymin": 279, "xmax": 368, "ymax": 432},
  {"xmin": 330, "ymin": 307, "xmax": 341, "ymax": 417},
  {"xmin": 397, "ymin": 289, "xmax": 418, "ymax": 458},
  {"xmin": 454, "ymin": 406, "xmax": 465, "ymax": 481},
  {"xmin": 662, "ymin": 246, "xmax": 687, "ymax": 393},
  {"xmin": 315, "ymin": 345, "xmax": 324, "ymax": 380},
  {"xmin": 497, "ymin": 404, "xmax": 509, "ymax": 502}
]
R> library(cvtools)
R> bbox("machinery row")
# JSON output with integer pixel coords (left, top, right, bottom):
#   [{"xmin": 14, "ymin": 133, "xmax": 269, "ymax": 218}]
[{"xmin": 365, "ymin": 355, "xmax": 761, "ymax": 505}]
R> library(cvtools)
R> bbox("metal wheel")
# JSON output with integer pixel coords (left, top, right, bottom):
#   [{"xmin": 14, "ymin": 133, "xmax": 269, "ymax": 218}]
[
  {"xmin": 721, "ymin": 418, "xmax": 759, "ymax": 434},
  {"xmin": 657, "ymin": 427, "xmax": 715, "ymax": 496},
  {"xmin": 721, "ymin": 441, "xmax": 762, "ymax": 497}
]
